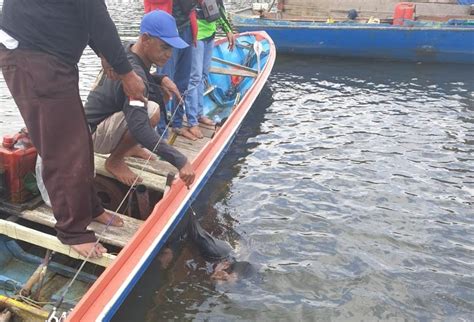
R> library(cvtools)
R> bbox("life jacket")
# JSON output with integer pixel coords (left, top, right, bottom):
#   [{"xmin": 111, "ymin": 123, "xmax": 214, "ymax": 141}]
[{"xmin": 143, "ymin": 0, "xmax": 198, "ymax": 45}]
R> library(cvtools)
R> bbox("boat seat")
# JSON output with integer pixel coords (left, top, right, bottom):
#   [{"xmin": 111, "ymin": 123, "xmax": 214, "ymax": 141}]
[
  {"xmin": 18, "ymin": 205, "xmax": 142, "ymax": 249},
  {"xmin": 168, "ymin": 132, "xmax": 211, "ymax": 161},
  {"xmin": 0, "ymin": 219, "xmax": 115, "ymax": 267},
  {"xmin": 204, "ymin": 85, "xmax": 216, "ymax": 97},
  {"xmin": 94, "ymin": 154, "xmax": 170, "ymax": 192}
]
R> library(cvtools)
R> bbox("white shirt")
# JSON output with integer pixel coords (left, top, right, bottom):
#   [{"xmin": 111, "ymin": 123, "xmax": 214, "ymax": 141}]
[{"xmin": 0, "ymin": 29, "xmax": 19, "ymax": 49}]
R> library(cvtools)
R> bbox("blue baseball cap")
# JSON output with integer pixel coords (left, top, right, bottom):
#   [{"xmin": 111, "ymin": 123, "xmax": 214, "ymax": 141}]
[{"xmin": 140, "ymin": 10, "xmax": 189, "ymax": 49}]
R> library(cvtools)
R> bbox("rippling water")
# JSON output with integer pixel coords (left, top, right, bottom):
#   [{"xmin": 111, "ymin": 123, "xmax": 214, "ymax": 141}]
[{"xmin": 1, "ymin": 1, "xmax": 473, "ymax": 321}]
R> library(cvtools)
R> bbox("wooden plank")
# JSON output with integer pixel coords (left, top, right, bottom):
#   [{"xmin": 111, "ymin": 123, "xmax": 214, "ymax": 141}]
[
  {"xmin": 199, "ymin": 124, "xmax": 215, "ymax": 139},
  {"xmin": 20, "ymin": 205, "xmax": 142, "ymax": 248},
  {"xmin": 94, "ymin": 154, "xmax": 177, "ymax": 178},
  {"xmin": 209, "ymin": 66, "xmax": 257, "ymax": 78},
  {"xmin": 174, "ymin": 134, "xmax": 210, "ymax": 152},
  {"xmin": 181, "ymin": 121, "xmax": 215, "ymax": 139},
  {"xmin": 94, "ymin": 156, "xmax": 166, "ymax": 192},
  {"xmin": 212, "ymin": 57, "xmax": 258, "ymax": 73},
  {"xmin": 171, "ymin": 136, "xmax": 210, "ymax": 161},
  {"xmin": 0, "ymin": 219, "xmax": 115, "ymax": 267},
  {"xmin": 171, "ymin": 142, "xmax": 198, "ymax": 160}
]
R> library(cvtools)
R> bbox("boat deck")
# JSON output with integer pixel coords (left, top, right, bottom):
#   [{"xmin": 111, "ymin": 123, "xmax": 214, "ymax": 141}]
[{"xmin": 0, "ymin": 123, "xmax": 215, "ymax": 267}]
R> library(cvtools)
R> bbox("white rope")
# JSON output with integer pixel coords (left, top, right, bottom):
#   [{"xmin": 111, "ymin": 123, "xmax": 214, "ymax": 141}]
[
  {"xmin": 49, "ymin": 36, "xmax": 261, "ymax": 314},
  {"xmin": 50, "ymin": 85, "xmax": 193, "ymax": 314}
]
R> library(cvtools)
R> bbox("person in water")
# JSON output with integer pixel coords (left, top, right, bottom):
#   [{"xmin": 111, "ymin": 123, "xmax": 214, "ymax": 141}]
[
  {"xmin": 84, "ymin": 10, "xmax": 195, "ymax": 187},
  {"xmin": 0, "ymin": 0, "xmax": 146, "ymax": 259},
  {"xmin": 158, "ymin": 208, "xmax": 257, "ymax": 282}
]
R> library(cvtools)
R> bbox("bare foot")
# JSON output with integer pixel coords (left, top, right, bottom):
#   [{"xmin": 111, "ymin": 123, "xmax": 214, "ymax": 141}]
[
  {"xmin": 199, "ymin": 116, "xmax": 215, "ymax": 126},
  {"xmin": 174, "ymin": 127, "xmax": 197, "ymax": 141},
  {"xmin": 105, "ymin": 156, "xmax": 142, "ymax": 186},
  {"xmin": 71, "ymin": 242, "xmax": 107, "ymax": 259},
  {"xmin": 94, "ymin": 210, "xmax": 124, "ymax": 227},
  {"xmin": 189, "ymin": 126, "xmax": 203, "ymax": 139},
  {"xmin": 125, "ymin": 146, "xmax": 156, "ymax": 161}
]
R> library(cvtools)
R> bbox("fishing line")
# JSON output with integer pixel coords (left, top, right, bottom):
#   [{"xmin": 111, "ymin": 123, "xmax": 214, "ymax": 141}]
[
  {"xmin": 48, "ymin": 37, "xmax": 262, "ymax": 318},
  {"xmin": 49, "ymin": 83, "xmax": 195, "ymax": 318}
]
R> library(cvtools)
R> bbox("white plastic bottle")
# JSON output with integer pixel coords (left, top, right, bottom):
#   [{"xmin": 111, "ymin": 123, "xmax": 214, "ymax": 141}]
[{"xmin": 35, "ymin": 155, "xmax": 51, "ymax": 207}]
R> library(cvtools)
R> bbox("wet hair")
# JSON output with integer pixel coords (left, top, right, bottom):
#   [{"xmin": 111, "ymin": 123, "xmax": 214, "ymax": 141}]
[{"xmin": 228, "ymin": 261, "xmax": 257, "ymax": 279}]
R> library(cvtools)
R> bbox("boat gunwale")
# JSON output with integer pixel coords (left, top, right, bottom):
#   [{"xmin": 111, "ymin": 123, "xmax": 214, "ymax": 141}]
[
  {"xmin": 232, "ymin": 15, "xmax": 474, "ymax": 32},
  {"xmin": 68, "ymin": 31, "xmax": 276, "ymax": 321}
]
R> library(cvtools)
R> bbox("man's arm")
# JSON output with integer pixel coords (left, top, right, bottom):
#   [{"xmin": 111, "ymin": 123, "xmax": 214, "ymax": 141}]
[
  {"xmin": 120, "ymin": 98, "xmax": 188, "ymax": 170},
  {"xmin": 122, "ymin": 99, "xmax": 195, "ymax": 186},
  {"xmin": 83, "ymin": 0, "xmax": 131, "ymax": 74}
]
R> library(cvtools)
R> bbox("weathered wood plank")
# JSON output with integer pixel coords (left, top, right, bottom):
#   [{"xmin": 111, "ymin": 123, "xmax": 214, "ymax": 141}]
[
  {"xmin": 181, "ymin": 121, "xmax": 215, "ymax": 139},
  {"xmin": 20, "ymin": 205, "xmax": 142, "ymax": 248},
  {"xmin": 171, "ymin": 142, "xmax": 198, "ymax": 160},
  {"xmin": 95, "ymin": 154, "xmax": 177, "ymax": 178},
  {"xmin": 0, "ymin": 219, "xmax": 115, "ymax": 267},
  {"xmin": 173, "ymin": 135, "xmax": 210, "ymax": 152},
  {"xmin": 209, "ymin": 66, "xmax": 257, "ymax": 78},
  {"xmin": 212, "ymin": 57, "xmax": 258, "ymax": 73},
  {"xmin": 94, "ymin": 156, "xmax": 166, "ymax": 192}
]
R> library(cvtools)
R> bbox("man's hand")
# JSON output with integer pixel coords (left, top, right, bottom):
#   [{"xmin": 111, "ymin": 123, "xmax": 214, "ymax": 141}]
[
  {"xmin": 100, "ymin": 55, "xmax": 120, "ymax": 80},
  {"xmin": 226, "ymin": 32, "xmax": 235, "ymax": 51},
  {"xmin": 121, "ymin": 70, "xmax": 147, "ymax": 102},
  {"xmin": 160, "ymin": 76, "xmax": 182, "ymax": 104},
  {"xmin": 179, "ymin": 161, "xmax": 195, "ymax": 187}
]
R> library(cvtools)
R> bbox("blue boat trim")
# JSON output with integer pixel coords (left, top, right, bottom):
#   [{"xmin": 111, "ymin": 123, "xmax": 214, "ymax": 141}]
[
  {"xmin": 103, "ymin": 124, "xmax": 241, "ymax": 321},
  {"xmin": 232, "ymin": 15, "xmax": 474, "ymax": 64}
]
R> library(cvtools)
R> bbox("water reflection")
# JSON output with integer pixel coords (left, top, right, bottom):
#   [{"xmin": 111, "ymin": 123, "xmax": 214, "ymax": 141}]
[{"xmin": 1, "ymin": 1, "xmax": 473, "ymax": 321}]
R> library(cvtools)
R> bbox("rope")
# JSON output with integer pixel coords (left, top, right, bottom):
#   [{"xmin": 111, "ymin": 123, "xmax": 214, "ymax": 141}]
[
  {"xmin": 49, "ymin": 83, "xmax": 194, "ymax": 316},
  {"xmin": 48, "ymin": 37, "xmax": 261, "ymax": 317}
]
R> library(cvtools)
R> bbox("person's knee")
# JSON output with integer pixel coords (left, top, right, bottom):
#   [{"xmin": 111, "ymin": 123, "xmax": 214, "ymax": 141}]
[
  {"xmin": 147, "ymin": 101, "xmax": 161, "ymax": 127},
  {"xmin": 150, "ymin": 111, "xmax": 160, "ymax": 127}
]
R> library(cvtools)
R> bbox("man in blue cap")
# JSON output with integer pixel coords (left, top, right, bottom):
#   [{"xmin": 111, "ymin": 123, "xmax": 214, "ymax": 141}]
[{"xmin": 84, "ymin": 10, "xmax": 195, "ymax": 189}]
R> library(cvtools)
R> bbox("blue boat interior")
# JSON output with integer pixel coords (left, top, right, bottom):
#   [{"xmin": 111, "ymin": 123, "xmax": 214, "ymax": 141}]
[
  {"xmin": 0, "ymin": 235, "xmax": 97, "ymax": 311},
  {"xmin": 203, "ymin": 34, "xmax": 271, "ymax": 122}
]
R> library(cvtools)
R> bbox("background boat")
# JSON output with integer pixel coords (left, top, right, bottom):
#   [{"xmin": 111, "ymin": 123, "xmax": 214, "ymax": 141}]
[{"xmin": 231, "ymin": 0, "xmax": 474, "ymax": 63}]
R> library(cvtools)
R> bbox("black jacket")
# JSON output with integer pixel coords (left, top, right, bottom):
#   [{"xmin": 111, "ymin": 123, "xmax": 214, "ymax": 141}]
[{"xmin": 0, "ymin": 0, "xmax": 132, "ymax": 74}]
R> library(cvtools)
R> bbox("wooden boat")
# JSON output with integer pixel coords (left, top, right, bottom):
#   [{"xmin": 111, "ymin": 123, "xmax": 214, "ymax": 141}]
[
  {"xmin": 231, "ymin": 0, "xmax": 474, "ymax": 64},
  {"xmin": 0, "ymin": 31, "xmax": 275, "ymax": 321}
]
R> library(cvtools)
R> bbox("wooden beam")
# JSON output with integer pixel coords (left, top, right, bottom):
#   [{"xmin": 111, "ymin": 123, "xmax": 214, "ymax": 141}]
[
  {"xmin": 94, "ymin": 156, "xmax": 167, "ymax": 192},
  {"xmin": 211, "ymin": 57, "xmax": 258, "ymax": 73},
  {"xmin": 209, "ymin": 66, "xmax": 257, "ymax": 78},
  {"xmin": 94, "ymin": 154, "xmax": 177, "ymax": 178},
  {"xmin": 0, "ymin": 219, "xmax": 115, "ymax": 267},
  {"xmin": 20, "ymin": 205, "xmax": 142, "ymax": 248}
]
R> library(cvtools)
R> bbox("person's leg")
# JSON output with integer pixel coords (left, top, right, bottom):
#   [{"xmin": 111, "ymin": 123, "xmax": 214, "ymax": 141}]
[
  {"xmin": 94, "ymin": 102, "xmax": 161, "ymax": 186},
  {"xmin": 185, "ymin": 39, "xmax": 205, "ymax": 139},
  {"xmin": 171, "ymin": 25, "xmax": 196, "ymax": 140},
  {"xmin": 0, "ymin": 49, "xmax": 106, "ymax": 258},
  {"xmin": 198, "ymin": 38, "xmax": 215, "ymax": 126}
]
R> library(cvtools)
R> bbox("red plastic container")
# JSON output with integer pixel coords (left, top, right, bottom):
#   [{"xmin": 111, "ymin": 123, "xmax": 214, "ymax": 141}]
[
  {"xmin": 0, "ymin": 130, "xmax": 37, "ymax": 203},
  {"xmin": 393, "ymin": 2, "xmax": 415, "ymax": 26}
]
